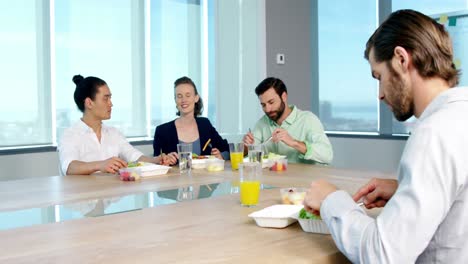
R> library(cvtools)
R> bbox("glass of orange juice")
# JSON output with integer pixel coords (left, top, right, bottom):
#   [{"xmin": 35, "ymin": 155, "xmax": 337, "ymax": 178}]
[
  {"xmin": 239, "ymin": 161, "xmax": 262, "ymax": 207},
  {"xmin": 229, "ymin": 142, "xmax": 244, "ymax": 170}
]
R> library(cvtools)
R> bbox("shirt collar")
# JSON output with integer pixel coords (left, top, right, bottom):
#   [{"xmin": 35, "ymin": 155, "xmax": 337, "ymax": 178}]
[
  {"xmin": 283, "ymin": 105, "xmax": 298, "ymax": 125},
  {"xmin": 76, "ymin": 119, "xmax": 108, "ymax": 133},
  {"xmin": 419, "ymin": 87, "xmax": 468, "ymax": 121}
]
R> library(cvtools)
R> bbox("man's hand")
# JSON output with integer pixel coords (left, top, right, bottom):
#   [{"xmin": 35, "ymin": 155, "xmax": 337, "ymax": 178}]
[
  {"xmin": 99, "ymin": 157, "xmax": 127, "ymax": 174},
  {"xmin": 353, "ymin": 178, "xmax": 398, "ymax": 209},
  {"xmin": 243, "ymin": 132, "xmax": 255, "ymax": 146},
  {"xmin": 303, "ymin": 179, "xmax": 338, "ymax": 214},
  {"xmin": 271, "ymin": 128, "xmax": 307, "ymax": 154},
  {"xmin": 272, "ymin": 128, "xmax": 295, "ymax": 146},
  {"xmin": 211, "ymin": 148, "xmax": 223, "ymax": 160},
  {"xmin": 161, "ymin": 152, "xmax": 178, "ymax": 165}
]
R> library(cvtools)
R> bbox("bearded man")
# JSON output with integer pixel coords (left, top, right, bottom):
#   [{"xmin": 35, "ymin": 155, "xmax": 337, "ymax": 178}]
[
  {"xmin": 243, "ymin": 77, "xmax": 333, "ymax": 164},
  {"xmin": 304, "ymin": 9, "xmax": 468, "ymax": 263}
]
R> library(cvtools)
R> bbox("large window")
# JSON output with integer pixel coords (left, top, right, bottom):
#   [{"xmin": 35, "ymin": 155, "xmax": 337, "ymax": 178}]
[
  {"xmin": 150, "ymin": 0, "xmax": 204, "ymax": 131},
  {"xmin": 318, "ymin": 0, "xmax": 378, "ymax": 133},
  {"xmin": 0, "ymin": 0, "xmax": 265, "ymax": 149},
  {"xmin": 0, "ymin": 1, "xmax": 51, "ymax": 147},
  {"xmin": 317, "ymin": 0, "xmax": 468, "ymax": 135},
  {"xmin": 55, "ymin": 0, "xmax": 145, "ymax": 140}
]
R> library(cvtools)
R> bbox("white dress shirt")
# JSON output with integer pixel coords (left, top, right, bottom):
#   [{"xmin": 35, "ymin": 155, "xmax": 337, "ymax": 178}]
[
  {"xmin": 321, "ymin": 87, "xmax": 468, "ymax": 263},
  {"xmin": 58, "ymin": 120, "xmax": 143, "ymax": 175}
]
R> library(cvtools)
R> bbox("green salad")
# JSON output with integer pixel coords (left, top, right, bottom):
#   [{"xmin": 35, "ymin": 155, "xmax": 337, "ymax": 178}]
[
  {"xmin": 127, "ymin": 161, "xmax": 142, "ymax": 168},
  {"xmin": 299, "ymin": 208, "xmax": 322, "ymax": 220},
  {"xmin": 263, "ymin": 152, "xmax": 282, "ymax": 159}
]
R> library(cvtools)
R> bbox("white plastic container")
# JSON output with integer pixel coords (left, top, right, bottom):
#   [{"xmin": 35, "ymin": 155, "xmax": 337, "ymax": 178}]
[
  {"xmin": 119, "ymin": 162, "xmax": 171, "ymax": 178},
  {"xmin": 192, "ymin": 159, "xmax": 207, "ymax": 169},
  {"xmin": 205, "ymin": 159, "xmax": 225, "ymax": 172},
  {"xmin": 292, "ymin": 211, "xmax": 330, "ymax": 234},
  {"xmin": 296, "ymin": 218, "xmax": 330, "ymax": 234},
  {"xmin": 248, "ymin": 204, "xmax": 302, "ymax": 228}
]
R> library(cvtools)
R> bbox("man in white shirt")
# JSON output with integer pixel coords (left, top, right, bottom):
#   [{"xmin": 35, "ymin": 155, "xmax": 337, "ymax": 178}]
[
  {"xmin": 58, "ymin": 75, "xmax": 177, "ymax": 175},
  {"xmin": 303, "ymin": 10, "xmax": 468, "ymax": 263}
]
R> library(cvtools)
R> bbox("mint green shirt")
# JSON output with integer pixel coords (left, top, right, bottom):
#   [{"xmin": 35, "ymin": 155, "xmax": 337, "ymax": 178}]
[{"xmin": 252, "ymin": 105, "xmax": 333, "ymax": 164}]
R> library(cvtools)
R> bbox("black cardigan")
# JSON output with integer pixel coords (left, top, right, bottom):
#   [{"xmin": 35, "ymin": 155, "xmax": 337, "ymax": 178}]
[{"xmin": 153, "ymin": 117, "xmax": 229, "ymax": 156}]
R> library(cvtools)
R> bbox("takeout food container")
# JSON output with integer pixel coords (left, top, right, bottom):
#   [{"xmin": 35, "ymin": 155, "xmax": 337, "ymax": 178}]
[
  {"xmin": 269, "ymin": 157, "xmax": 288, "ymax": 171},
  {"xmin": 297, "ymin": 218, "xmax": 330, "ymax": 234},
  {"xmin": 280, "ymin": 187, "xmax": 307, "ymax": 205},
  {"xmin": 292, "ymin": 210, "xmax": 330, "ymax": 234},
  {"xmin": 118, "ymin": 162, "xmax": 171, "ymax": 179},
  {"xmin": 192, "ymin": 159, "xmax": 207, "ymax": 169},
  {"xmin": 248, "ymin": 204, "xmax": 302, "ymax": 228},
  {"xmin": 205, "ymin": 158, "xmax": 225, "ymax": 172}
]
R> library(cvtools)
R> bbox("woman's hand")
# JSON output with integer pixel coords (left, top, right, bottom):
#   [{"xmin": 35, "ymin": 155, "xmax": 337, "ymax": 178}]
[{"xmin": 211, "ymin": 148, "xmax": 223, "ymax": 160}]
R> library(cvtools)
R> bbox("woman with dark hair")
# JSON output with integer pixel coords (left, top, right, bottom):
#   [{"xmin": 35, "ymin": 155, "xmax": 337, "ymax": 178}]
[
  {"xmin": 153, "ymin": 76, "xmax": 229, "ymax": 160},
  {"xmin": 58, "ymin": 75, "xmax": 177, "ymax": 176}
]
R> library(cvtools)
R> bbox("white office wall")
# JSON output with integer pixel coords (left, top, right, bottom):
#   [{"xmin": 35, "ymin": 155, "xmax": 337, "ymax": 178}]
[
  {"xmin": 265, "ymin": 0, "xmax": 312, "ymax": 111},
  {"xmin": 330, "ymin": 137, "xmax": 405, "ymax": 173}
]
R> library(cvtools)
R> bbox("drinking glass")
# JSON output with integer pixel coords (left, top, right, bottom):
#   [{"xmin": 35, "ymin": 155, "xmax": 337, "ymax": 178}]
[
  {"xmin": 229, "ymin": 142, "xmax": 244, "ymax": 170},
  {"xmin": 177, "ymin": 143, "xmax": 192, "ymax": 176},
  {"xmin": 239, "ymin": 161, "xmax": 262, "ymax": 207},
  {"xmin": 248, "ymin": 144, "xmax": 262, "ymax": 163}
]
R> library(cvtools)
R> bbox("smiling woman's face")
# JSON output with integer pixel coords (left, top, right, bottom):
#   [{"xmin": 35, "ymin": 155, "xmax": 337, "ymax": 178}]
[{"xmin": 175, "ymin": 83, "xmax": 199, "ymax": 116}]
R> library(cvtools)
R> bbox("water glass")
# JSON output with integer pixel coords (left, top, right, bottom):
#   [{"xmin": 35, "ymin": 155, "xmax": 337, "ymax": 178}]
[
  {"xmin": 248, "ymin": 144, "xmax": 262, "ymax": 163},
  {"xmin": 177, "ymin": 143, "xmax": 192, "ymax": 175}
]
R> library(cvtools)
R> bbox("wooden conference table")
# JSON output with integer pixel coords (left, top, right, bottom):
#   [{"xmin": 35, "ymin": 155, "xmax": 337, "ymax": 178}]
[{"xmin": 0, "ymin": 164, "xmax": 395, "ymax": 263}]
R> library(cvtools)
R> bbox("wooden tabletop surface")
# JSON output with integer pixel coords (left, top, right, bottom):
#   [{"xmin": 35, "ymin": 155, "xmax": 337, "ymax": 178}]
[{"xmin": 0, "ymin": 164, "xmax": 395, "ymax": 263}]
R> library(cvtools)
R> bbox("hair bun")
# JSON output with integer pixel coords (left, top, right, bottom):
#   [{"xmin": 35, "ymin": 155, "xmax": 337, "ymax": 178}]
[{"xmin": 72, "ymin": 74, "xmax": 84, "ymax": 85}]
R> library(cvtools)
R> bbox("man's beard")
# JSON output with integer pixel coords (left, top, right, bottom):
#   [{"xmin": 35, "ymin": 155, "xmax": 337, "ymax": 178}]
[
  {"xmin": 388, "ymin": 63, "xmax": 414, "ymax": 122},
  {"xmin": 267, "ymin": 100, "xmax": 286, "ymax": 122}
]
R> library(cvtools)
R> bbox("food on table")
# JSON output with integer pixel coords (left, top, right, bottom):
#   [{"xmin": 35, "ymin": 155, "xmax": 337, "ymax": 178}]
[
  {"xmin": 127, "ymin": 161, "xmax": 142, "ymax": 168},
  {"xmin": 206, "ymin": 159, "xmax": 225, "ymax": 172},
  {"xmin": 207, "ymin": 164, "xmax": 223, "ymax": 172},
  {"xmin": 192, "ymin": 154, "xmax": 213, "ymax": 160},
  {"xmin": 264, "ymin": 152, "xmax": 281, "ymax": 159},
  {"xmin": 298, "ymin": 208, "xmax": 321, "ymax": 220},
  {"xmin": 270, "ymin": 159, "xmax": 287, "ymax": 171},
  {"xmin": 280, "ymin": 188, "xmax": 306, "ymax": 205},
  {"xmin": 119, "ymin": 170, "xmax": 140, "ymax": 181}
]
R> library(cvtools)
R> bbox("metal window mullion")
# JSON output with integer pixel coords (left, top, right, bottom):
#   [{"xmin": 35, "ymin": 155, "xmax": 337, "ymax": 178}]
[
  {"xmin": 201, "ymin": 0, "xmax": 209, "ymax": 117},
  {"xmin": 377, "ymin": 0, "xmax": 393, "ymax": 135},
  {"xmin": 311, "ymin": 0, "xmax": 319, "ymax": 116},
  {"xmin": 144, "ymin": 0, "xmax": 151, "ymax": 138},
  {"xmin": 131, "ymin": 0, "xmax": 146, "ymax": 137},
  {"xmin": 187, "ymin": 1, "xmax": 202, "ymax": 107},
  {"xmin": 36, "ymin": 0, "xmax": 53, "ymax": 145}
]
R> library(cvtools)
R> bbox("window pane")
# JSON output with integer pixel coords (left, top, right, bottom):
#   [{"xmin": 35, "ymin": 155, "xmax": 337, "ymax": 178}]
[
  {"xmin": 0, "ymin": 1, "xmax": 51, "ymax": 147},
  {"xmin": 392, "ymin": 0, "xmax": 467, "ymax": 15},
  {"xmin": 55, "ymin": 0, "xmax": 145, "ymax": 140},
  {"xmin": 150, "ymin": 0, "xmax": 202, "ymax": 131},
  {"xmin": 318, "ymin": 0, "xmax": 378, "ymax": 132}
]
